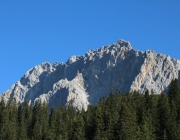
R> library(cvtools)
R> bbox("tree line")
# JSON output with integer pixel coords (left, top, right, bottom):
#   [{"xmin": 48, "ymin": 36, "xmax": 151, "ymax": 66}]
[{"xmin": 0, "ymin": 79, "xmax": 180, "ymax": 140}]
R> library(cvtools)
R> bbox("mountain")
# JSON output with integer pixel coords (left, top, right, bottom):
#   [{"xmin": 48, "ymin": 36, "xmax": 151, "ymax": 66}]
[{"xmin": 2, "ymin": 39, "xmax": 180, "ymax": 110}]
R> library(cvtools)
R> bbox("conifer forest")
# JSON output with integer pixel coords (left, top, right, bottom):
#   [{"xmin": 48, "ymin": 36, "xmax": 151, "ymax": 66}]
[{"xmin": 0, "ymin": 79, "xmax": 180, "ymax": 140}]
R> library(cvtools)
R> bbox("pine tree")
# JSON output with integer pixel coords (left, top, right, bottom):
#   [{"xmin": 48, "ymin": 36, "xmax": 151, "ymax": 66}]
[
  {"xmin": 0, "ymin": 97, "xmax": 10, "ymax": 140},
  {"xmin": 168, "ymin": 79, "xmax": 180, "ymax": 139},
  {"xmin": 47, "ymin": 107, "xmax": 57, "ymax": 139},
  {"xmin": 168, "ymin": 79, "xmax": 180, "ymax": 104},
  {"xmin": 104, "ymin": 92, "xmax": 120, "ymax": 139},
  {"xmin": 7, "ymin": 98, "xmax": 18, "ymax": 140},
  {"xmin": 157, "ymin": 92, "xmax": 171, "ymax": 139},
  {"xmin": 56, "ymin": 104, "xmax": 65, "ymax": 140},
  {"xmin": 17, "ymin": 102, "xmax": 27, "ymax": 140},
  {"xmin": 32, "ymin": 102, "xmax": 43, "ymax": 139},
  {"xmin": 93, "ymin": 106, "xmax": 107, "ymax": 140},
  {"xmin": 138, "ymin": 111, "xmax": 156, "ymax": 140},
  {"xmin": 66, "ymin": 100, "xmax": 77, "ymax": 140},
  {"xmin": 41, "ymin": 102, "xmax": 49, "ymax": 140},
  {"xmin": 117, "ymin": 102, "xmax": 137, "ymax": 140},
  {"xmin": 71, "ymin": 114, "xmax": 85, "ymax": 140},
  {"xmin": 168, "ymin": 100, "xmax": 179, "ymax": 139},
  {"xmin": 145, "ymin": 89, "xmax": 150, "ymax": 109},
  {"xmin": 84, "ymin": 104, "xmax": 96, "ymax": 140}
]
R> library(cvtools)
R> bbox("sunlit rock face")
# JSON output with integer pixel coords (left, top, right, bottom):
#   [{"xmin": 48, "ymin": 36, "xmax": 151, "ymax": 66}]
[{"xmin": 2, "ymin": 39, "xmax": 180, "ymax": 110}]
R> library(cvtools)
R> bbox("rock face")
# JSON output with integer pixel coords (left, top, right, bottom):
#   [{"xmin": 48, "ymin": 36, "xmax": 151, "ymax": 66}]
[{"xmin": 2, "ymin": 39, "xmax": 180, "ymax": 110}]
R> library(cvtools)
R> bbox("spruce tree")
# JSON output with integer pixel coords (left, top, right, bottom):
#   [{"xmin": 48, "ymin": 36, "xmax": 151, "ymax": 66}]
[
  {"xmin": 138, "ymin": 111, "xmax": 156, "ymax": 140},
  {"xmin": 168, "ymin": 79, "xmax": 180, "ymax": 139},
  {"xmin": 7, "ymin": 98, "xmax": 18, "ymax": 140},
  {"xmin": 168, "ymin": 79, "xmax": 180, "ymax": 104},
  {"xmin": 117, "ymin": 102, "xmax": 137, "ymax": 140},
  {"xmin": 84, "ymin": 105, "xmax": 96, "ymax": 140},
  {"xmin": 32, "ymin": 102, "xmax": 43, "ymax": 139},
  {"xmin": 93, "ymin": 106, "xmax": 107, "ymax": 140},
  {"xmin": 56, "ymin": 104, "xmax": 65, "ymax": 140},
  {"xmin": 18, "ymin": 101, "xmax": 29, "ymax": 140},
  {"xmin": 0, "ymin": 98, "xmax": 10, "ymax": 140},
  {"xmin": 157, "ymin": 92, "xmax": 171, "ymax": 139},
  {"xmin": 71, "ymin": 114, "xmax": 85, "ymax": 140},
  {"xmin": 47, "ymin": 107, "xmax": 57, "ymax": 139}
]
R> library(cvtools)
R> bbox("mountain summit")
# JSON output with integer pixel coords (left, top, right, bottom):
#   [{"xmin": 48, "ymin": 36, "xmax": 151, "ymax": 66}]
[{"xmin": 2, "ymin": 40, "xmax": 180, "ymax": 110}]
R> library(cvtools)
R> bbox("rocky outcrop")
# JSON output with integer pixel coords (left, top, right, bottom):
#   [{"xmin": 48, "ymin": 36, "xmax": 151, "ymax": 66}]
[{"xmin": 2, "ymin": 39, "xmax": 180, "ymax": 110}]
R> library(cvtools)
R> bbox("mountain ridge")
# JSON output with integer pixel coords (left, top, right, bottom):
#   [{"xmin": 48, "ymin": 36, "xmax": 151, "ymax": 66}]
[{"xmin": 2, "ymin": 39, "xmax": 180, "ymax": 110}]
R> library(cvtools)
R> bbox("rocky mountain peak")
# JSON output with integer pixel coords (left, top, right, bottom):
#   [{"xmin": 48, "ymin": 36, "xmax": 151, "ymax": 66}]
[
  {"xmin": 2, "ymin": 39, "xmax": 180, "ymax": 110},
  {"xmin": 116, "ymin": 39, "xmax": 132, "ymax": 48}
]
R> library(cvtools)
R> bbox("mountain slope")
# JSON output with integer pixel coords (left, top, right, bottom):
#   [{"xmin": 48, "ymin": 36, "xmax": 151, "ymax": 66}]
[{"xmin": 2, "ymin": 40, "xmax": 180, "ymax": 110}]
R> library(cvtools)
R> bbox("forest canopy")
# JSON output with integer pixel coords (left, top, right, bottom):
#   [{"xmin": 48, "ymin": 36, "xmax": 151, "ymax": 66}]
[{"xmin": 0, "ymin": 79, "xmax": 180, "ymax": 140}]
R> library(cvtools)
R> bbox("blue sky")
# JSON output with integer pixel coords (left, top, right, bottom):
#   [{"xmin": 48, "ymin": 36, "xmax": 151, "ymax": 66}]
[{"xmin": 0, "ymin": 1, "xmax": 180, "ymax": 93}]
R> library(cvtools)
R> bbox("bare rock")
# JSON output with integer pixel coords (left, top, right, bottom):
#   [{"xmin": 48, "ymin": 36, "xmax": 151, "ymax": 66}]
[{"xmin": 2, "ymin": 39, "xmax": 180, "ymax": 110}]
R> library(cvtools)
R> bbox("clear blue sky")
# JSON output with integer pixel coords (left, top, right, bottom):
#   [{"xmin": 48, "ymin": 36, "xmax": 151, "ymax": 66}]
[{"xmin": 0, "ymin": 1, "xmax": 180, "ymax": 93}]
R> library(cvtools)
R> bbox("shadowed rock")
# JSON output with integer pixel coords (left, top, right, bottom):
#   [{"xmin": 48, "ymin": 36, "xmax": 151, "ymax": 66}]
[{"xmin": 2, "ymin": 39, "xmax": 180, "ymax": 110}]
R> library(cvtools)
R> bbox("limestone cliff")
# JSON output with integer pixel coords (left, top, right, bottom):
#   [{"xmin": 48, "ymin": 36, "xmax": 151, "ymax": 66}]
[{"xmin": 2, "ymin": 40, "xmax": 180, "ymax": 110}]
